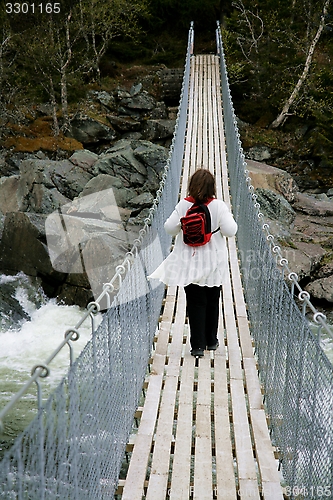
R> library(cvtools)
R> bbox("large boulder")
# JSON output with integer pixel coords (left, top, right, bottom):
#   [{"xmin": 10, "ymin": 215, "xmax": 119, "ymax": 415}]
[
  {"xmin": 107, "ymin": 115, "xmax": 141, "ymax": 133},
  {"xmin": 79, "ymin": 174, "xmax": 137, "ymax": 208},
  {"xmin": 245, "ymin": 159, "xmax": 298, "ymax": 202},
  {"xmin": 94, "ymin": 143, "xmax": 147, "ymax": 181},
  {"xmin": 17, "ymin": 159, "xmax": 92, "ymax": 212},
  {"xmin": 255, "ymin": 188, "xmax": 296, "ymax": 224},
  {"xmin": 69, "ymin": 149, "xmax": 99, "ymax": 171},
  {"xmin": 0, "ymin": 176, "xmax": 20, "ymax": 214},
  {"xmin": 133, "ymin": 141, "xmax": 169, "ymax": 174},
  {"xmin": 305, "ymin": 276, "xmax": 333, "ymax": 303},
  {"xmin": 280, "ymin": 242, "xmax": 326, "ymax": 280},
  {"xmin": 68, "ymin": 114, "xmax": 116, "ymax": 144},
  {"xmin": 92, "ymin": 139, "xmax": 168, "ymax": 193},
  {"xmin": 142, "ymin": 119, "xmax": 176, "ymax": 141},
  {"xmin": 119, "ymin": 91, "xmax": 156, "ymax": 111},
  {"xmin": 45, "ymin": 190, "xmax": 133, "ymax": 305},
  {"xmin": 293, "ymin": 192, "xmax": 333, "ymax": 216}
]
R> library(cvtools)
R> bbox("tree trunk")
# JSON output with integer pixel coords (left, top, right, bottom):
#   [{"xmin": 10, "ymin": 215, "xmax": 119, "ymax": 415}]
[
  {"xmin": 60, "ymin": 12, "xmax": 72, "ymax": 132},
  {"xmin": 49, "ymin": 75, "xmax": 60, "ymax": 136},
  {"xmin": 270, "ymin": 0, "xmax": 330, "ymax": 129}
]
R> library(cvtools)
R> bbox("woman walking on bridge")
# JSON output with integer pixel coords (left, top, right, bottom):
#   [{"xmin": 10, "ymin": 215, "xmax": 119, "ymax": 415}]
[{"xmin": 148, "ymin": 169, "xmax": 237, "ymax": 358}]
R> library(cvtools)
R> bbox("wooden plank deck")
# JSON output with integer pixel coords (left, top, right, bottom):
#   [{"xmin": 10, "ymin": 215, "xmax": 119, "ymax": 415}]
[{"xmin": 117, "ymin": 55, "xmax": 283, "ymax": 500}]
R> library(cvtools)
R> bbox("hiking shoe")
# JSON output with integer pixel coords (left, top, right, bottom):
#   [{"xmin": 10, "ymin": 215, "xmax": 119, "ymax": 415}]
[
  {"xmin": 190, "ymin": 348, "xmax": 204, "ymax": 358},
  {"xmin": 206, "ymin": 341, "xmax": 219, "ymax": 351}
]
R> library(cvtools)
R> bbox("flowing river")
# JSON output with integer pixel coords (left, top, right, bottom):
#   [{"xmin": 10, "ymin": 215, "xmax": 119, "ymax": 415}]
[{"xmin": 0, "ymin": 273, "xmax": 101, "ymax": 460}]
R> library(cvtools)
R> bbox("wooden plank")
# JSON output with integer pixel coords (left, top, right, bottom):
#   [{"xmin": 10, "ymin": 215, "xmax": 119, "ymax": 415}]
[
  {"xmin": 243, "ymin": 357, "xmax": 264, "ymax": 411},
  {"xmin": 190, "ymin": 56, "xmax": 199, "ymax": 177},
  {"xmin": 169, "ymin": 336, "xmax": 194, "ymax": 499},
  {"xmin": 237, "ymin": 315, "xmax": 255, "ymax": 359},
  {"xmin": 194, "ymin": 355, "xmax": 213, "ymax": 499},
  {"xmin": 251, "ymin": 409, "xmax": 282, "ymax": 488},
  {"xmin": 194, "ymin": 405, "xmax": 213, "ymax": 500},
  {"xmin": 182, "ymin": 55, "xmax": 196, "ymax": 199},
  {"xmin": 208, "ymin": 56, "xmax": 216, "ymax": 176},
  {"xmin": 230, "ymin": 378, "xmax": 260, "ymax": 499},
  {"xmin": 214, "ymin": 350, "xmax": 237, "ymax": 499},
  {"xmin": 202, "ymin": 55, "xmax": 209, "ymax": 168},
  {"xmin": 197, "ymin": 55, "xmax": 204, "ymax": 169}
]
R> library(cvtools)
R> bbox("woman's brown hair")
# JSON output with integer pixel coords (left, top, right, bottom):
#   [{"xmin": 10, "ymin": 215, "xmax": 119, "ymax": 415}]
[{"xmin": 188, "ymin": 168, "xmax": 216, "ymax": 203}]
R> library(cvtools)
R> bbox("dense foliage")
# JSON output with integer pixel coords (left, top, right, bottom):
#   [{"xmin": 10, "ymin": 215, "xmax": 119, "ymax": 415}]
[{"xmin": 0, "ymin": 0, "xmax": 332, "ymax": 168}]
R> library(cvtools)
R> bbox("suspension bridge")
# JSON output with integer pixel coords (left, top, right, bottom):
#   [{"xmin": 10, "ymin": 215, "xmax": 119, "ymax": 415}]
[{"xmin": 0, "ymin": 23, "xmax": 333, "ymax": 500}]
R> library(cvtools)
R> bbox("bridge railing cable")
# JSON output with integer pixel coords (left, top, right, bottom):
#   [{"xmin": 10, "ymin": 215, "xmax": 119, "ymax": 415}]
[
  {"xmin": 216, "ymin": 21, "xmax": 333, "ymax": 498},
  {"xmin": 0, "ymin": 23, "xmax": 194, "ymax": 500}
]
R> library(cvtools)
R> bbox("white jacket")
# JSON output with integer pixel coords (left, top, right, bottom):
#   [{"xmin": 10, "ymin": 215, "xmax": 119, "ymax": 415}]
[{"xmin": 148, "ymin": 198, "xmax": 237, "ymax": 287}]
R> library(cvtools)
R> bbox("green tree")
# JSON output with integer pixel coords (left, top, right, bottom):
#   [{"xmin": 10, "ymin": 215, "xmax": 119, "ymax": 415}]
[
  {"xmin": 270, "ymin": 0, "xmax": 331, "ymax": 127},
  {"xmin": 79, "ymin": 0, "xmax": 148, "ymax": 83}
]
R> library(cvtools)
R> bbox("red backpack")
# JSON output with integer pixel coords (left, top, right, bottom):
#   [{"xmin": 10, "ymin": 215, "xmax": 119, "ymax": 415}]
[{"xmin": 180, "ymin": 197, "xmax": 219, "ymax": 247}]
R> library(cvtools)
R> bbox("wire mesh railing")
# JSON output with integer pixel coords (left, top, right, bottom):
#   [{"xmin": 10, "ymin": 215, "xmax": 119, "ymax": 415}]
[
  {"xmin": 216, "ymin": 22, "xmax": 333, "ymax": 499},
  {"xmin": 0, "ymin": 23, "xmax": 194, "ymax": 500}
]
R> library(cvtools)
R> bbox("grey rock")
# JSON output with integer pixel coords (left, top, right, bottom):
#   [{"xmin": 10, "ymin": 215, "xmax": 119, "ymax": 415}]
[
  {"xmin": 317, "ymin": 262, "xmax": 333, "ymax": 278},
  {"xmin": 50, "ymin": 162, "xmax": 93, "ymax": 200},
  {"xmin": 147, "ymin": 167, "xmax": 161, "ymax": 192},
  {"xmin": 280, "ymin": 242, "xmax": 326, "ymax": 280},
  {"xmin": 133, "ymin": 141, "xmax": 169, "ymax": 174},
  {"xmin": 68, "ymin": 114, "xmax": 116, "ymax": 144},
  {"xmin": 293, "ymin": 192, "xmax": 333, "ymax": 216},
  {"xmin": 17, "ymin": 159, "xmax": 92, "ymax": 210},
  {"xmin": 143, "ymin": 119, "xmax": 176, "ymax": 141},
  {"xmin": 128, "ymin": 192, "xmax": 154, "ymax": 209},
  {"xmin": 69, "ymin": 149, "xmax": 99, "ymax": 171},
  {"xmin": 81, "ymin": 231, "xmax": 130, "ymax": 299},
  {"xmin": 246, "ymin": 160, "xmax": 299, "ymax": 203},
  {"xmin": 107, "ymin": 115, "xmax": 141, "ymax": 133},
  {"xmin": 246, "ymin": 146, "xmax": 272, "ymax": 162},
  {"xmin": 94, "ymin": 90, "xmax": 115, "ymax": 108},
  {"xmin": 130, "ymin": 83, "xmax": 142, "ymax": 96},
  {"xmin": 305, "ymin": 275, "xmax": 333, "ymax": 303},
  {"xmin": 94, "ymin": 148, "xmax": 147, "ymax": 179},
  {"xmin": 150, "ymin": 102, "xmax": 168, "ymax": 119},
  {"xmin": 80, "ymin": 174, "xmax": 137, "ymax": 207},
  {"xmin": 127, "ymin": 207, "xmax": 151, "ymax": 226},
  {"xmin": 255, "ymin": 188, "xmax": 296, "ymax": 224},
  {"xmin": 116, "ymin": 88, "xmax": 131, "ymax": 99},
  {"xmin": 121, "ymin": 132, "xmax": 143, "ymax": 140},
  {"xmin": 117, "ymin": 107, "xmax": 142, "ymax": 120},
  {"xmin": 104, "ymin": 139, "xmax": 132, "ymax": 153},
  {"xmin": 130, "ymin": 172, "xmax": 146, "ymax": 186},
  {"xmin": 46, "ymin": 196, "xmax": 132, "ymax": 305},
  {"xmin": 0, "ymin": 176, "xmax": 20, "ymax": 214},
  {"xmin": 120, "ymin": 91, "xmax": 156, "ymax": 111}
]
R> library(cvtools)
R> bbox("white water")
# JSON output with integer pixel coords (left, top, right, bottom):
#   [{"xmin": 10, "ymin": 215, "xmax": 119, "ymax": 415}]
[{"xmin": 0, "ymin": 274, "xmax": 101, "ymax": 458}]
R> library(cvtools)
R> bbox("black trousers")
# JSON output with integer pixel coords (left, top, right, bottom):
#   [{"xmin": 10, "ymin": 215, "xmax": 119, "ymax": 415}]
[{"xmin": 184, "ymin": 284, "xmax": 221, "ymax": 350}]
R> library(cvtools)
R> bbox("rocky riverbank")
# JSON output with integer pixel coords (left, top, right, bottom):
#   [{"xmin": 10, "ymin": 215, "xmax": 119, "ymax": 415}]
[
  {"xmin": 0, "ymin": 77, "xmax": 177, "ymax": 315},
  {"xmin": 246, "ymin": 159, "xmax": 333, "ymax": 313}
]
